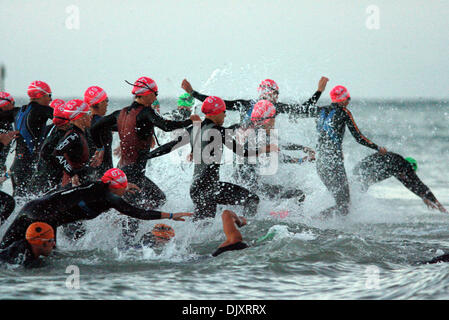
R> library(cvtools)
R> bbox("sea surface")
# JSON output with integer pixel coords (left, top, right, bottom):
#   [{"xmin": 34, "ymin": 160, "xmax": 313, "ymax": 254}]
[{"xmin": 0, "ymin": 97, "xmax": 448, "ymax": 299}]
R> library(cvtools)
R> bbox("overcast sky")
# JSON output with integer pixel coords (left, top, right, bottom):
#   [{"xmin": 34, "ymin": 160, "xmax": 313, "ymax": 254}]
[{"xmin": 1, "ymin": 0, "xmax": 448, "ymax": 100}]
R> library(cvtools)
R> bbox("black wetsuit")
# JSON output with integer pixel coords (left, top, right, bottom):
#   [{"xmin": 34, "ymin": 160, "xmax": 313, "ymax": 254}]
[
  {"xmin": 295, "ymin": 103, "xmax": 381, "ymax": 216},
  {"xmin": 191, "ymin": 90, "xmax": 322, "ymax": 125},
  {"xmin": 7, "ymin": 103, "xmax": 53, "ymax": 196},
  {"xmin": 145, "ymin": 118, "xmax": 261, "ymax": 219},
  {"xmin": 90, "ymin": 101, "xmax": 192, "ymax": 209},
  {"xmin": 353, "ymin": 152, "xmax": 438, "ymax": 203},
  {"xmin": 53, "ymin": 125, "xmax": 94, "ymax": 187},
  {"xmin": 212, "ymin": 242, "xmax": 248, "ymax": 257},
  {"xmin": 0, "ymin": 181, "xmax": 165, "ymax": 249},
  {"xmin": 29, "ymin": 124, "xmax": 69, "ymax": 194},
  {"xmin": 0, "ymin": 190, "xmax": 15, "ymax": 226},
  {"xmin": 0, "ymin": 239, "xmax": 36, "ymax": 267},
  {"xmin": 89, "ymin": 114, "xmax": 114, "ymax": 178}
]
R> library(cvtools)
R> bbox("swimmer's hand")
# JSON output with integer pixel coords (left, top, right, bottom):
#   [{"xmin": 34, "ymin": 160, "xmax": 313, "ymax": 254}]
[
  {"xmin": 0, "ymin": 130, "xmax": 19, "ymax": 147},
  {"xmin": 169, "ymin": 212, "xmax": 194, "ymax": 221},
  {"xmin": 71, "ymin": 175, "xmax": 80, "ymax": 186},
  {"xmin": 186, "ymin": 153, "xmax": 193, "ymax": 162},
  {"xmin": 424, "ymin": 198, "xmax": 448, "ymax": 214},
  {"xmin": 181, "ymin": 79, "xmax": 194, "ymax": 94},
  {"xmin": 126, "ymin": 183, "xmax": 141, "ymax": 194},
  {"xmin": 190, "ymin": 114, "xmax": 201, "ymax": 122},
  {"xmin": 91, "ymin": 149, "xmax": 104, "ymax": 167},
  {"xmin": 318, "ymin": 76, "xmax": 329, "ymax": 92},
  {"xmin": 378, "ymin": 147, "xmax": 387, "ymax": 155}
]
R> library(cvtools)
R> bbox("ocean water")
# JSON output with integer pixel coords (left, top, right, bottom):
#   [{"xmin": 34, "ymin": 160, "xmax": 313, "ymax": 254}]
[{"xmin": 0, "ymin": 97, "xmax": 448, "ymax": 300}]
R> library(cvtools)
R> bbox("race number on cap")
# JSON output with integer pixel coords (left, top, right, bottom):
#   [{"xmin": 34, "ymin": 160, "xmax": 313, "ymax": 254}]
[
  {"xmin": 101, "ymin": 168, "xmax": 128, "ymax": 189},
  {"xmin": 84, "ymin": 86, "xmax": 108, "ymax": 106},
  {"xmin": 27, "ymin": 81, "xmax": 51, "ymax": 99}
]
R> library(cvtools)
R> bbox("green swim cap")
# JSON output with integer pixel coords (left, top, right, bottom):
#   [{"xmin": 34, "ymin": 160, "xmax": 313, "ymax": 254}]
[
  {"xmin": 256, "ymin": 230, "xmax": 277, "ymax": 243},
  {"xmin": 405, "ymin": 157, "xmax": 418, "ymax": 171},
  {"xmin": 152, "ymin": 99, "xmax": 160, "ymax": 106},
  {"xmin": 177, "ymin": 93, "xmax": 194, "ymax": 108}
]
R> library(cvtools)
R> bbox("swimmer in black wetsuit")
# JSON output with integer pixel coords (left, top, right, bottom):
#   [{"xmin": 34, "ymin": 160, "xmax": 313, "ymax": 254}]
[
  {"xmin": 1, "ymin": 82, "xmax": 54, "ymax": 197},
  {"xmin": 29, "ymin": 100, "xmax": 71, "ymax": 195},
  {"xmin": 84, "ymin": 86, "xmax": 114, "ymax": 179},
  {"xmin": 142, "ymin": 96, "xmax": 278, "ymax": 220},
  {"xmin": 0, "ymin": 222, "xmax": 55, "ymax": 267},
  {"xmin": 294, "ymin": 85, "xmax": 387, "ymax": 218},
  {"xmin": 353, "ymin": 152, "xmax": 447, "ymax": 213},
  {"xmin": 0, "ymin": 168, "xmax": 193, "ymax": 249},
  {"xmin": 53, "ymin": 99, "xmax": 96, "ymax": 188},
  {"xmin": 181, "ymin": 77, "xmax": 327, "ymax": 126},
  {"xmin": 90, "ymin": 77, "xmax": 200, "ymax": 209}
]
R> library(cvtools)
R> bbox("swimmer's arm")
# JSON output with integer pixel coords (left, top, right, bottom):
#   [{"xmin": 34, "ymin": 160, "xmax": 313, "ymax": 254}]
[
  {"xmin": 107, "ymin": 194, "xmax": 163, "ymax": 220},
  {"xmin": 191, "ymin": 90, "xmax": 248, "ymax": 112},
  {"xmin": 220, "ymin": 211, "xmax": 246, "ymax": 247},
  {"xmin": 145, "ymin": 107, "xmax": 193, "ymax": 132},
  {"xmin": 140, "ymin": 129, "xmax": 191, "ymax": 161},
  {"xmin": 344, "ymin": 108, "xmax": 381, "ymax": 151},
  {"xmin": 90, "ymin": 110, "xmax": 120, "ymax": 148}
]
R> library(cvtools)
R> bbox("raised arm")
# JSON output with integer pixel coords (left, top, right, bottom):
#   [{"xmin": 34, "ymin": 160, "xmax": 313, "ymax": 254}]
[
  {"xmin": 276, "ymin": 76, "xmax": 329, "ymax": 115},
  {"xmin": 182, "ymin": 78, "xmax": 251, "ymax": 111},
  {"xmin": 141, "ymin": 107, "xmax": 193, "ymax": 132}
]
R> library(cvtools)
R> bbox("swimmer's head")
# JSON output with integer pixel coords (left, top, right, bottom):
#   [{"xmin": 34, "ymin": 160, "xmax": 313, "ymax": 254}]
[
  {"xmin": 405, "ymin": 157, "xmax": 418, "ymax": 171},
  {"xmin": 26, "ymin": 222, "xmax": 55, "ymax": 256},
  {"xmin": 151, "ymin": 224, "xmax": 175, "ymax": 243},
  {"xmin": 177, "ymin": 93, "xmax": 195, "ymax": 109},
  {"xmin": 0, "ymin": 92, "xmax": 15, "ymax": 111},
  {"xmin": 201, "ymin": 96, "xmax": 226, "ymax": 125},
  {"xmin": 258, "ymin": 79, "xmax": 279, "ymax": 103},
  {"xmin": 101, "ymin": 168, "xmax": 128, "ymax": 196},
  {"xmin": 330, "ymin": 85, "xmax": 350, "ymax": 106}
]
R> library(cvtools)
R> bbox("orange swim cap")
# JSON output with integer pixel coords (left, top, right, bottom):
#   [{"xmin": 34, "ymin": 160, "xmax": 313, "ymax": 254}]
[
  {"xmin": 26, "ymin": 222, "xmax": 55, "ymax": 246},
  {"xmin": 151, "ymin": 224, "xmax": 175, "ymax": 241}
]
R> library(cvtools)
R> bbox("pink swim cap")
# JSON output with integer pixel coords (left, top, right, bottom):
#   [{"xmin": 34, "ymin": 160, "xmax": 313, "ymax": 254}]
[
  {"xmin": 27, "ymin": 81, "xmax": 51, "ymax": 99},
  {"xmin": 50, "ymin": 99, "xmax": 65, "ymax": 109},
  {"xmin": 132, "ymin": 77, "xmax": 158, "ymax": 96},
  {"xmin": 101, "ymin": 168, "xmax": 128, "ymax": 189},
  {"xmin": 52, "ymin": 102, "xmax": 69, "ymax": 127},
  {"xmin": 201, "ymin": 96, "xmax": 226, "ymax": 116},
  {"xmin": 63, "ymin": 99, "xmax": 90, "ymax": 121},
  {"xmin": 251, "ymin": 100, "xmax": 276, "ymax": 125},
  {"xmin": 258, "ymin": 79, "xmax": 279, "ymax": 97},
  {"xmin": 0, "ymin": 92, "xmax": 15, "ymax": 108},
  {"xmin": 84, "ymin": 86, "xmax": 108, "ymax": 106},
  {"xmin": 330, "ymin": 85, "xmax": 350, "ymax": 103}
]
